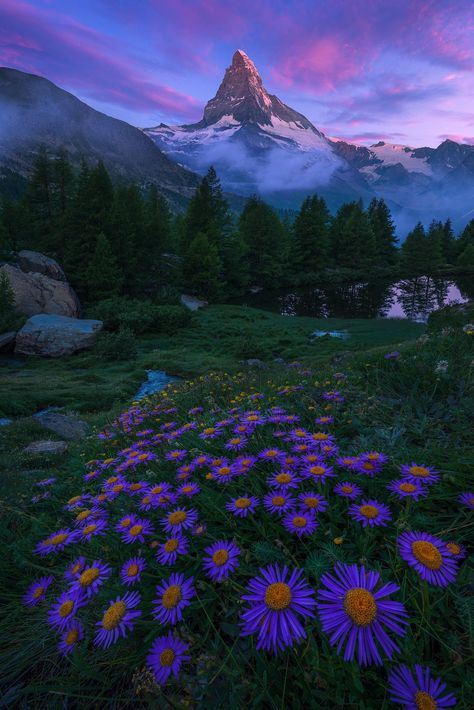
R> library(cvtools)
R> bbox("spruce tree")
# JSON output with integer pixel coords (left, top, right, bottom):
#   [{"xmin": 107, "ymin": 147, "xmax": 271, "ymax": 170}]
[
  {"xmin": 84, "ymin": 232, "xmax": 123, "ymax": 302},
  {"xmin": 401, "ymin": 223, "xmax": 432, "ymax": 275},
  {"xmin": 182, "ymin": 232, "xmax": 222, "ymax": 301},
  {"xmin": 292, "ymin": 195, "xmax": 330, "ymax": 274},
  {"xmin": 0, "ymin": 270, "xmax": 16, "ymax": 331},
  {"xmin": 183, "ymin": 166, "xmax": 230, "ymax": 253},
  {"xmin": 426, "ymin": 220, "xmax": 444, "ymax": 271},
  {"xmin": 330, "ymin": 202, "xmax": 376, "ymax": 270},
  {"xmin": 368, "ymin": 198, "xmax": 398, "ymax": 267},
  {"xmin": 238, "ymin": 197, "xmax": 288, "ymax": 288},
  {"xmin": 457, "ymin": 243, "xmax": 474, "ymax": 271}
]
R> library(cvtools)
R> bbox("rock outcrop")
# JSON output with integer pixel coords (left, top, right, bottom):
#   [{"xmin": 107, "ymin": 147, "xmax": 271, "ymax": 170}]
[
  {"xmin": 15, "ymin": 314, "xmax": 103, "ymax": 357},
  {"xmin": 33, "ymin": 410, "xmax": 89, "ymax": 440},
  {"xmin": 23, "ymin": 440, "xmax": 68, "ymax": 456},
  {"xmin": 0, "ymin": 250, "xmax": 80, "ymax": 318}
]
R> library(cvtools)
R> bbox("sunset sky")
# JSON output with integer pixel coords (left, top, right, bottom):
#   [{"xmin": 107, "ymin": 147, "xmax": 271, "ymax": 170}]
[{"xmin": 1, "ymin": 0, "xmax": 473, "ymax": 147}]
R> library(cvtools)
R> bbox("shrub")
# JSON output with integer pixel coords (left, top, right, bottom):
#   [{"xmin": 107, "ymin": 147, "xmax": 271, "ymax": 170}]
[
  {"xmin": 93, "ymin": 327, "xmax": 138, "ymax": 361},
  {"xmin": 0, "ymin": 270, "xmax": 16, "ymax": 332},
  {"xmin": 88, "ymin": 298, "xmax": 192, "ymax": 335}
]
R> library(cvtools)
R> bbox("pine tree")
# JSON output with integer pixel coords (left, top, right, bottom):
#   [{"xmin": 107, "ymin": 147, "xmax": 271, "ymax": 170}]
[
  {"xmin": 426, "ymin": 220, "xmax": 444, "ymax": 271},
  {"xmin": 26, "ymin": 146, "xmax": 54, "ymax": 250},
  {"xmin": 84, "ymin": 233, "xmax": 123, "ymax": 302},
  {"xmin": 457, "ymin": 243, "xmax": 474, "ymax": 271},
  {"xmin": 456, "ymin": 219, "xmax": 474, "ymax": 260},
  {"xmin": 440, "ymin": 219, "xmax": 456, "ymax": 264},
  {"xmin": 368, "ymin": 198, "xmax": 398, "ymax": 267},
  {"xmin": 220, "ymin": 231, "xmax": 249, "ymax": 297},
  {"xmin": 238, "ymin": 197, "xmax": 288, "ymax": 288},
  {"xmin": 183, "ymin": 166, "xmax": 230, "ymax": 253},
  {"xmin": 292, "ymin": 195, "xmax": 330, "ymax": 274},
  {"xmin": 182, "ymin": 232, "xmax": 222, "ymax": 301},
  {"xmin": 401, "ymin": 223, "xmax": 432, "ymax": 275},
  {"xmin": 0, "ymin": 270, "xmax": 16, "ymax": 331},
  {"xmin": 330, "ymin": 202, "xmax": 376, "ymax": 270}
]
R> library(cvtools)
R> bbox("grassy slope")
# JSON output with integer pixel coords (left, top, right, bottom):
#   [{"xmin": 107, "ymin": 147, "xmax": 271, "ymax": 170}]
[{"xmin": 3, "ymin": 305, "xmax": 473, "ymax": 708}]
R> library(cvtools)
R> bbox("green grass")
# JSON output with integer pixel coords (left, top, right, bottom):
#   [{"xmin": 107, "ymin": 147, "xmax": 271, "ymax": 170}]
[{"xmin": 1, "ymin": 305, "xmax": 472, "ymax": 709}]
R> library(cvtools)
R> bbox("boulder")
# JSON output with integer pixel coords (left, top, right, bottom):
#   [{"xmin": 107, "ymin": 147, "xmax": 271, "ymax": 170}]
[
  {"xmin": 34, "ymin": 410, "xmax": 89, "ymax": 440},
  {"xmin": 0, "ymin": 263, "xmax": 80, "ymax": 318},
  {"xmin": 15, "ymin": 314, "xmax": 103, "ymax": 357},
  {"xmin": 0, "ymin": 331, "xmax": 16, "ymax": 352},
  {"xmin": 23, "ymin": 440, "xmax": 68, "ymax": 456},
  {"xmin": 17, "ymin": 250, "xmax": 66, "ymax": 281},
  {"xmin": 181, "ymin": 294, "xmax": 208, "ymax": 311}
]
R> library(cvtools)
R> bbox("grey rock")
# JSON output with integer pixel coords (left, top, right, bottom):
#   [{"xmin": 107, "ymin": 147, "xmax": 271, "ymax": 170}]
[
  {"xmin": 239, "ymin": 358, "xmax": 267, "ymax": 369},
  {"xmin": 181, "ymin": 294, "xmax": 208, "ymax": 311},
  {"xmin": 0, "ymin": 263, "xmax": 80, "ymax": 318},
  {"xmin": 17, "ymin": 250, "xmax": 66, "ymax": 281},
  {"xmin": 23, "ymin": 440, "xmax": 68, "ymax": 456},
  {"xmin": 15, "ymin": 314, "xmax": 103, "ymax": 357},
  {"xmin": 0, "ymin": 331, "xmax": 16, "ymax": 352},
  {"xmin": 34, "ymin": 410, "xmax": 89, "ymax": 440}
]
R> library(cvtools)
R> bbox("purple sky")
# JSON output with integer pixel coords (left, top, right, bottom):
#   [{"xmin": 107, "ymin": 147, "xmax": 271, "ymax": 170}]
[{"xmin": 1, "ymin": 0, "xmax": 474, "ymax": 147}]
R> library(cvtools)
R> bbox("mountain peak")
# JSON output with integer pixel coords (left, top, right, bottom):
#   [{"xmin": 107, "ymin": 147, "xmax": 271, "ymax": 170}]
[{"xmin": 202, "ymin": 49, "xmax": 319, "ymax": 131}]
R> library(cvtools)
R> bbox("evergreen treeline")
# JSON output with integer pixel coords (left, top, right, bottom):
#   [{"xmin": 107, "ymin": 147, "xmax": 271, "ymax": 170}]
[{"xmin": 1, "ymin": 148, "xmax": 473, "ymax": 304}]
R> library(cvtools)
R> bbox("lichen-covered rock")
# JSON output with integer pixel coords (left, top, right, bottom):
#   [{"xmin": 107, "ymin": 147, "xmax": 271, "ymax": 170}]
[
  {"xmin": 0, "ymin": 263, "xmax": 80, "ymax": 318},
  {"xmin": 15, "ymin": 314, "xmax": 103, "ymax": 357},
  {"xmin": 22, "ymin": 440, "xmax": 68, "ymax": 456},
  {"xmin": 34, "ymin": 410, "xmax": 89, "ymax": 440},
  {"xmin": 17, "ymin": 250, "xmax": 67, "ymax": 281}
]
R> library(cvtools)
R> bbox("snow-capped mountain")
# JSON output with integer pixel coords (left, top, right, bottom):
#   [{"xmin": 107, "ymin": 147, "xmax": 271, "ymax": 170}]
[
  {"xmin": 144, "ymin": 50, "xmax": 370, "ymax": 206},
  {"xmin": 145, "ymin": 50, "xmax": 474, "ymax": 226}
]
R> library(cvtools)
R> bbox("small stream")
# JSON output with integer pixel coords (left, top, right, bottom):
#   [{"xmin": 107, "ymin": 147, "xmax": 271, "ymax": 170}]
[{"xmin": 133, "ymin": 370, "xmax": 180, "ymax": 400}]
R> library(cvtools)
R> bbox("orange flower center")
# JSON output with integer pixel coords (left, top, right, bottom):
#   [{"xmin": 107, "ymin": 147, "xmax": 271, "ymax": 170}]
[
  {"xmin": 76, "ymin": 510, "xmax": 90, "ymax": 521},
  {"xmin": 159, "ymin": 649, "xmax": 175, "ymax": 667},
  {"xmin": 217, "ymin": 467, "xmax": 231, "ymax": 476},
  {"xmin": 359, "ymin": 505, "xmax": 379, "ymax": 519},
  {"xmin": 292, "ymin": 516, "xmax": 307, "ymax": 528},
  {"xmin": 309, "ymin": 466, "xmax": 326, "ymax": 476},
  {"xmin": 341, "ymin": 486, "xmax": 353, "ymax": 493},
  {"xmin": 164, "ymin": 539, "xmax": 179, "ymax": 553},
  {"xmin": 127, "ymin": 564, "xmax": 139, "ymax": 577},
  {"xmin": 129, "ymin": 524, "xmax": 143, "ymax": 536},
  {"xmin": 79, "ymin": 568, "xmax": 100, "ymax": 587},
  {"xmin": 33, "ymin": 586, "xmax": 44, "ymax": 599},
  {"xmin": 412, "ymin": 541, "xmax": 442, "ymax": 570},
  {"xmin": 409, "ymin": 466, "xmax": 429, "ymax": 478},
  {"xmin": 264, "ymin": 582, "xmax": 292, "ymax": 610},
  {"xmin": 129, "ymin": 483, "xmax": 142, "ymax": 491},
  {"xmin": 59, "ymin": 600, "xmax": 74, "ymax": 618},
  {"xmin": 344, "ymin": 588, "xmax": 377, "ymax": 626},
  {"xmin": 312, "ymin": 433, "xmax": 328, "ymax": 441},
  {"xmin": 272, "ymin": 496, "xmax": 285, "ymax": 507},
  {"xmin": 44, "ymin": 533, "xmax": 68, "ymax": 546},
  {"xmin": 304, "ymin": 496, "xmax": 320, "ymax": 508},
  {"xmin": 162, "ymin": 584, "xmax": 182, "ymax": 609},
  {"xmin": 65, "ymin": 629, "xmax": 79, "ymax": 645},
  {"xmin": 235, "ymin": 497, "xmax": 251, "ymax": 509},
  {"xmin": 415, "ymin": 691, "xmax": 437, "ymax": 710},
  {"xmin": 212, "ymin": 549, "xmax": 229, "ymax": 567},
  {"xmin": 446, "ymin": 543, "xmax": 461, "ymax": 556},
  {"xmin": 276, "ymin": 473, "xmax": 292, "ymax": 484},
  {"xmin": 82, "ymin": 524, "xmax": 97, "ymax": 535},
  {"xmin": 168, "ymin": 511, "xmax": 187, "ymax": 525},
  {"xmin": 400, "ymin": 483, "xmax": 417, "ymax": 493},
  {"xmin": 102, "ymin": 601, "xmax": 127, "ymax": 630}
]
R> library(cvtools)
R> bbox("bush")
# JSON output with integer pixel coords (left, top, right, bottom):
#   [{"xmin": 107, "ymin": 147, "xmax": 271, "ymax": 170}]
[
  {"xmin": 88, "ymin": 298, "xmax": 192, "ymax": 335},
  {"xmin": 0, "ymin": 271, "xmax": 16, "ymax": 332},
  {"xmin": 152, "ymin": 305, "xmax": 192, "ymax": 334},
  {"xmin": 93, "ymin": 327, "xmax": 138, "ymax": 361}
]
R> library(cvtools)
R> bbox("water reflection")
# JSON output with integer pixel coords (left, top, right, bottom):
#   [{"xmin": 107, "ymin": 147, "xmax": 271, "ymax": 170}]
[{"xmin": 241, "ymin": 277, "xmax": 468, "ymax": 321}]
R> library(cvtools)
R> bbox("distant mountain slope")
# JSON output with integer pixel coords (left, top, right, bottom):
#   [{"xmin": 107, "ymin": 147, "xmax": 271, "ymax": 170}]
[{"xmin": 0, "ymin": 67, "xmax": 199, "ymax": 203}]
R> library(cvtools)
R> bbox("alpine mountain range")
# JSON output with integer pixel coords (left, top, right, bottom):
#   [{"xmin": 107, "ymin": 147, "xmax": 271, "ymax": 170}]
[{"xmin": 1, "ymin": 49, "xmax": 474, "ymax": 230}]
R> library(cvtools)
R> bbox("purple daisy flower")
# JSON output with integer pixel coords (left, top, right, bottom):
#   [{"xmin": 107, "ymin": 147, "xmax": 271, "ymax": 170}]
[
  {"xmin": 155, "ymin": 534, "xmax": 189, "ymax": 566},
  {"xmin": 336, "ymin": 456, "xmax": 360, "ymax": 470},
  {"xmin": 177, "ymin": 482, "xmax": 201, "ymax": 498},
  {"xmin": 263, "ymin": 492, "xmax": 296, "ymax": 516},
  {"xmin": 199, "ymin": 426, "xmax": 220, "ymax": 440},
  {"xmin": 203, "ymin": 540, "xmax": 240, "ymax": 582},
  {"xmin": 94, "ymin": 591, "xmax": 142, "ymax": 649},
  {"xmin": 283, "ymin": 509, "xmax": 318, "ymax": 537},
  {"xmin": 384, "ymin": 350, "xmax": 401, "ymax": 360},
  {"xmin": 306, "ymin": 431, "xmax": 335, "ymax": 448},
  {"xmin": 398, "ymin": 531, "xmax": 458, "ymax": 587},
  {"xmin": 120, "ymin": 518, "xmax": 154, "ymax": 544},
  {"xmin": 161, "ymin": 508, "xmax": 198, "ymax": 534},
  {"xmin": 387, "ymin": 479, "xmax": 427, "ymax": 500},
  {"xmin": 317, "ymin": 563, "xmax": 408, "ymax": 666},
  {"xmin": 348, "ymin": 499, "xmax": 392, "ymax": 527},
  {"xmin": 76, "ymin": 517, "xmax": 108, "ymax": 542},
  {"xmin": 47, "ymin": 591, "xmax": 87, "ymax": 631},
  {"xmin": 69, "ymin": 559, "xmax": 112, "ymax": 598},
  {"xmin": 267, "ymin": 470, "xmax": 301, "ymax": 490},
  {"xmin": 240, "ymin": 564, "xmax": 316, "ymax": 654},
  {"xmin": 301, "ymin": 463, "xmax": 335, "ymax": 483},
  {"xmin": 212, "ymin": 464, "xmax": 237, "ymax": 484},
  {"xmin": 445, "ymin": 542, "xmax": 467, "ymax": 560},
  {"xmin": 458, "ymin": 492, "xmax": 474, "ymax": 509},
  {"xmin": 297, "ymin": 491, "xmax": 328, "ymax": 512},
  {"xmin": 192, "ymin": 454, "xmax": 212, "ymax": 468},
  {"xmin": 34, "ymin": 529, "xmax": 78, "ymax": 556},
  {"xmin": 120, "ymin": 556, "xmax": 146, "ymax": 586},
  {"xmin": 165, "ymin": 449, "xmax": 187, "ymax": 462},
  {"xmin": 147, "ymin": 632, "xmax": 191, "ymax": 685},
  {"xmin": 226, "ymin": 494, "xmax": 259, "ymax": 518},
  {"xmin": 315, "ymin": 415, "xmax": 334, "ymax": 426},
  {"xmin": 355, "ymin": 459, "xmax": 383, "ymax": 477},
  {"xmin": 23, "ymin": 575, "xmax": 54, "ymax": 606},
  {"xmin": 400, "ymin": 463, "xmax": 440, "ymax": 486},
  {"xmin": 58, "ymin": 620, "xmax": 84, "ymax": 656},
  {"xmin": 152, "ymin": 573, "xmax": 196, "ymax": 625},
  {"xmin": 127, "ymin": 481, "xmax": 149, "ymax": 496},
  {"xmin": 388, "ymin": 664, "xmax": 456, "ymax": 709},
  {"xmin": 334, "ymin": 482, "xmax": 362, "ymax": 499},
  {"xmin": 225, "ymin": 436, "xmax": 248, "ymax": 451},
  {"xmin": 259, "ymin": 447, "xmax": 285, "ymax": 463}
]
